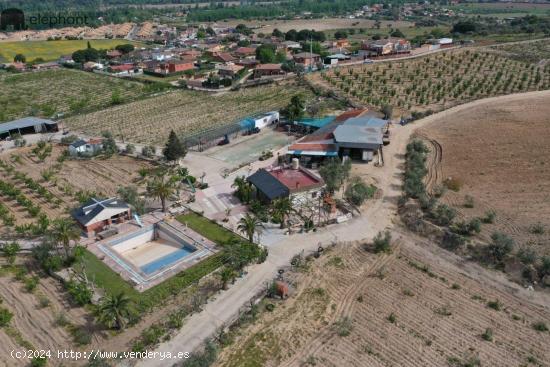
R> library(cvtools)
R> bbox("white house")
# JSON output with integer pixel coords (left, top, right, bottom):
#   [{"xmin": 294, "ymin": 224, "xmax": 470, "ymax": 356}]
[{"xmin": 68, "ymin": 138, "xmax": 103, "ymax": 157}]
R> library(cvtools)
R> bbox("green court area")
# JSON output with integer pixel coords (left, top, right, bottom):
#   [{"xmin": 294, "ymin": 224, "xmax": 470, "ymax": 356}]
[
  {"xmin": 0, "ymin": 39, "xmax": 143, "ymax": 62},
  {"xmin": 208, "ymin": 129, "xmax": 292, "ymax": 167}
]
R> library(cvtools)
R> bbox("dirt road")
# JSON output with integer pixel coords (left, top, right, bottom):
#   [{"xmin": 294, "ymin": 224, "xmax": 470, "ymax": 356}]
[{"xmin": 134, "ymin": 90, "xmax": 550, "ymax": 367}]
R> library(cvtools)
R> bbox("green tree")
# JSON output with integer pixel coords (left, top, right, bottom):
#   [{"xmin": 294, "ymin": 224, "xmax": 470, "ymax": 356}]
[
  {"xmin": 319, "ymin": 158, "xmax": 347, "ymax": 194},
  {"xmin": 146, "ymin": 171, "xmax": 176, "ymax": 212},
  {"xmin": 163, "ymin": 130, "xmax": 187, "ymax": 162},
  {"xmin": 285, "ymin": 94, "xmax": 305, "ymax": 122},
  {"xmin": 101, "ymin": 131, "xmax": 118, "ymax": 156},
  {"xmin": 218, "ymin": 267, "xmax": 236, "ymax": 290},
  {"xmin": 232, "ymin": 176, "xmax": 252, "ymax": 204},
  {"xmin": 345, "ymin": 177, "xmax": 375, "ymax": 206},
  {"xmin": 271, "ymin": 197, "xmax": 293, "ymax": 229},
  {"xmin": 1, "ymin": 242, "xmax": 20, "ymax": 265},
  {"xmin": 115, "ymin": 44, "xmax": 135, "ymax": 54},
  {"xmin": 51, "ymin": 218, "xmax": 80, "ymax": 260},
  {"xmin": 13, "ymin": 53, "xmax": 26, "ymax": 63},
  {"xmin": 255, "ymin": 44, "xmax": 276, "ymax": 64},
  {"xmin": 488, "ymin": 232, "xmax": 514, "ymax": 263},
  {"xmin": 237, "ymin": 213, "xmax": 262, "ymax": 243},
  {"xmin": 98, "ymin": 292, "xmax": 132, "ymax": 330}
]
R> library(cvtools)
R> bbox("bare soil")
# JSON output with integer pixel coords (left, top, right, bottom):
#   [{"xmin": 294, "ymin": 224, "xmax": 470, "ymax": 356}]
[
  {"xmin": 0, "ymin": 144, "xmax": 153, "ymax": 234},
  {"xmin": 215, "ymin": 236, "xmax": 550, "ymax": 367},
  {"xmin": 417, "ymin": 92, "xmax": 550, "ymax": 256}
]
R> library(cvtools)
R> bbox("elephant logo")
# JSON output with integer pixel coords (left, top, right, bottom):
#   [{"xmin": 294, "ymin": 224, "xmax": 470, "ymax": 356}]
[{"xmin": 0, "ymin": 8, "xmax": 26, "ymax": 31}]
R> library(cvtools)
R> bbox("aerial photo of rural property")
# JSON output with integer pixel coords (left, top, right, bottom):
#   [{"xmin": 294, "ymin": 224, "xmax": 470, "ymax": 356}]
[{"xmin": 1, "ymin": 0, "xmax": 550, "ymax": 366}]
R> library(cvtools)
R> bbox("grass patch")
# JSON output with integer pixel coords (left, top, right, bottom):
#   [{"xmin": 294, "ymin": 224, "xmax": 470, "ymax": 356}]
[
  {"xmin": 0, "ymin": 39, "xmax": 145, "ymax": 62},
  {"xmin": 177, "ymin": 212, "xmax": 243, "ymax": 245},
  {"xmin": 76, "ymin": 248, "xmax": 224, "ymax": 312}
]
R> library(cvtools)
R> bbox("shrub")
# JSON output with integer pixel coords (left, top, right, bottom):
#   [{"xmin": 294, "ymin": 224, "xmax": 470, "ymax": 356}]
[
  {"xmin": 265, "ymin": 303, "xmax": 275, "ymax": 312},
  {"xmin": 24, "ymin": 276, "xmax": 40, "ymax": 293},
  {"xmin": 442, "ymin": 231, "xmax": 466, "ymax": 251},
  {"xmin": 142, "ymin": 324, "xmax": 165, "ymax": 346},
  {"xmin": 430, "ymin": 204, "xmax": 457, "ymax": 226},
  {"xmin": 487, "ymin": 232, "xmax": 514, "ymax": 263},
  {"xmin": 125, "ymin": 143, "xmax": 136, "ymax": 154},
  {"xmin": 530, "ymin": 223, "xmax": 545, "ymax": 235},
  {"xmin": 66, "ymin": 280, "xmax": 93, "ymax": 306},
  {"xmin": 444, "ymin": 177, "xmax": 462, "ymax": 192},
  {"xmin": 387, "ymin": 313, "xmax": 396, "ymax": 323},
  {"xmin": 487, "ymin": 299, "xmax": 503, "ymax": 311},
  {"xmin": 481, "ymin": 328, "xmax": 493, "ymax": 341},
  {"xmin": 463, "ymin": 195, "xmax": 474, "ymax": 208},
  {"xmin": 532, "ymin": 321, "xmax": 548, "ymax": 332},
  {"xmin": 30, "ymin": 357, "xmax": 47, "ymax": 367},
  {"xmin": 0, "ymin": 308, "xmax": 13, "ymax": 327},
  {"xmin": 481, "ymin": 210, "xmax": 496, "ymax": 224},
  {"xmin": 539, "ymin": 256, "xmax": 550, "ymax": 277},
  {"xmin": 71, "ymin": 326, "xmax": 92, "ymax": 345},
  {"xmin": 373, "ymin": 230, "xmax": 392, "ymax": 253},
  {"xmin": 334, "ymin": 317, "xmax": 353, "ymax": 336},
  {"xmin": 517, "ymin": 248, "xmax": 537, "ymax": 265}
]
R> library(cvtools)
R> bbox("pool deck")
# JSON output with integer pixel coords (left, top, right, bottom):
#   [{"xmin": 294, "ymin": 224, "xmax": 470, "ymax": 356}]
[{"xmin": 86, "ymin": 212, "xmax": 220, "ymax": 292}]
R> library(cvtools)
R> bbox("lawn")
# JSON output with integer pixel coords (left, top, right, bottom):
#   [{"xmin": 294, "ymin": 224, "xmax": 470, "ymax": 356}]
[
  {"xmin": 0, "ymin": 39, "xmax": 144, "ymax": 62},
  {"xmin": 77, "ymin": 248, "xmax": 224, "ymax": 311},
  {"xmin": 177, "ymin": 212, "xmax": 243, "ymax": 245}
]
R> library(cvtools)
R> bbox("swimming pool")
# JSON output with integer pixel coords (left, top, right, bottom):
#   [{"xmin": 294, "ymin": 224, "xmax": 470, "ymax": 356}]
[{"xmin": 140, "ymin": 246, "xmax": 196, "ymax": 275}]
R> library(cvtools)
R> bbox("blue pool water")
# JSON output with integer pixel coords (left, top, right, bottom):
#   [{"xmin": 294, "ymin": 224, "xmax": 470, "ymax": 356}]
[{"xmin": 140, "ymin": 247, "xmax": 195, "ymax": 275}]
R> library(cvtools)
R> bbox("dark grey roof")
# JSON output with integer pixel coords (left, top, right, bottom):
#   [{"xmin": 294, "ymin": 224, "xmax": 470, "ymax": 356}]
[
  {"xmin": 247, "ymin": 169, "xmax": 289, "ymax": 201},
  {"xmin": 72, "ymin": 197, "xmax": 129, "ymax": 226},
  {"xmin": 0, "ymin": 117, "xmax": 57, "ymax": 134}
]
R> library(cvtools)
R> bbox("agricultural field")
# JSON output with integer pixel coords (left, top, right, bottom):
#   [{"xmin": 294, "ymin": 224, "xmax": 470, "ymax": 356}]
[
  {"xmin": 311, "ymin": 48, "xmax": 550, "ymax": 117},
  {"xmin": 0, "ymin": 69, "xmax": 159, "ymax": 123},
  {"xmin": 216, "ymin": 238, "xmax": 550, "ymax": 367},
  {"xmin": 0, "ymin": 144, "xmax": 153, "ymax": 236},
  {"xmin": 218, "ymin": 18, "xmax": 414, "ymax": 34},
  {"xmin": 63, "ymin": 82, "xmax": 314, "ymax": 145},
  {"xmin": 450, "ymin": 2, "xmax": 550, "ymax": 17},
  {"xmin": 0, "ymin": 39, "xmax": 143, "ymax": 63},
  {"xmin": 490, "ymin": 39, "xmax": 550, "ymax": 64},
  {"xmin": 416, "ymin": 91, "xmax": 550, "ymax": 258}
]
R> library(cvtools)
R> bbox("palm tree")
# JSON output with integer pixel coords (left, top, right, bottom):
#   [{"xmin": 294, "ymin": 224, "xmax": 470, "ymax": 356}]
[
  {"xmin": 218, "ymin": 267, "xmax": 236, "ymax": 290},
  {"xmin": 232, "ymin": 176, "xmax": 252, "ymax": 203},
  {"xmin": 51, "ymin": 218, "xmax": 80, "ymax": 259},
  {"xmin": 147, "ymin": 171, "xmax": 176, "ymax": 212},
  {"xmin": 98, "ymin": 292, "xmax": 132, "ymax": 330},
  {"xmin": 238, "ymin": 213, "xmax": 262, "ymax": 243},
  {"xmin": 271, "ymin": 197, "xmax": 293, "ymax": 229}
]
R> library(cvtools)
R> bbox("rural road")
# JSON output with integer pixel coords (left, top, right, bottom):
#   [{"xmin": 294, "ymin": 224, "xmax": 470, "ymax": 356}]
[{"xmin": 133, "ymin": 89, "xmax": 550, "ymax": 367}]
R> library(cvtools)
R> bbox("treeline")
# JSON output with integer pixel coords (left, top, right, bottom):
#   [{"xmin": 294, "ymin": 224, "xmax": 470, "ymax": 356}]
[
  {"xmin": 187, "ymin": 0, "xmax": 379, "ymax": 22},
  {"xmin": 452, "ymin": 15, "xmax": 550, "ymax": 36}
]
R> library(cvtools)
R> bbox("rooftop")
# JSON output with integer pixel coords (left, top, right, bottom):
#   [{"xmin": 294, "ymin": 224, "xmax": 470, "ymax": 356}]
[
  {"xmin": 72, "ymin": 197, "xmax": 129, "ymax": 226},
  {"xmin": 0, "ymin": 117, "xmax": 57, "ymax": 134},
  {"xmin": 268, "ymin": 166, "xmax": 324, "ymax": 192}
]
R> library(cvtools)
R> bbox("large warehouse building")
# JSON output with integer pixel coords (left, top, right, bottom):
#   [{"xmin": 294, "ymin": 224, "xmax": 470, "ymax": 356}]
[{"xmin": 0, "ymin": 117, "xmax": 59, "ymax": 139}]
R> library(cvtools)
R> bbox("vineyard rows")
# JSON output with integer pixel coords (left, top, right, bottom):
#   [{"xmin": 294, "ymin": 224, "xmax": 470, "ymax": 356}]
[
  {"xmin": 63, "ymin": 83, "xmax": 314, "ymax": 144},
  {"xmin": 0, "ymin": 69, "xmax": 153, "ymax": 123}
]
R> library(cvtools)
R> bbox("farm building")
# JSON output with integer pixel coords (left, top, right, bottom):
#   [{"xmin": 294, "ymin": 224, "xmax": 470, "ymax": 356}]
[
  {"xmin": 72, "ymin": 197, "xmax": 131, "ymax": 236},
  {"xmin": 293, "ymin": 52, "xmax": 321, "ymax": 67},
  {"xmin": 287, "ymin": 110, "xmax": 386, "ymax": 164},
  {"xmin": 68, "ymin": 138, "xmax": 103, "ymax": 157},
  {"xmin": 240, "ymin": 111, "xmax": 280, "ymax": 130},
  {"xmin": 248, "ymin": 163, "xmax": 325, "ymax": 204},
  {"xmin": 254, "ymin": 63, "xmax": 285, "ymax": 78},
  {"xmin": 0, "ymin": 117, "xmax": 59, "ymax": 139}
]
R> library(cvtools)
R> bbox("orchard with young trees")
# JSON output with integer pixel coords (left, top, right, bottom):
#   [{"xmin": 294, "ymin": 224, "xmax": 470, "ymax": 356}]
[{"xmin": 318, "ymin": 48, "xmax": 550, "ymax": 117}]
